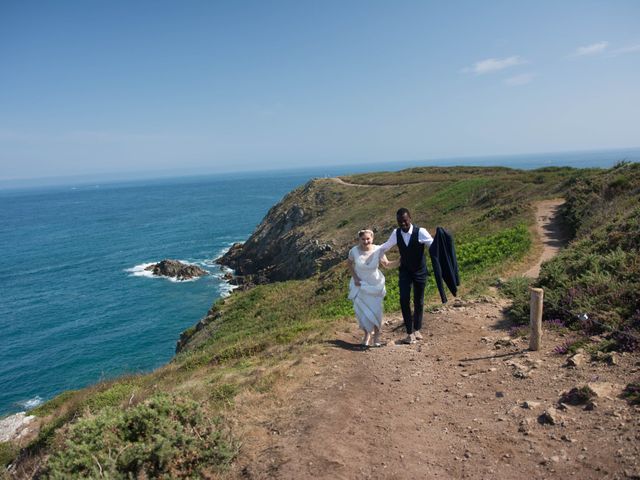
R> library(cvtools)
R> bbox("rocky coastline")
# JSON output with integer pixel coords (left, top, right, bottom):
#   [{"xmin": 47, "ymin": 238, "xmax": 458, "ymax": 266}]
[
  {"xmin": 217, "ymin": 180, "xmax": 343, "ymax": 286},
  {"xmin": 0, "ymin": 412, "xmax": 35, "ymax": 443}
]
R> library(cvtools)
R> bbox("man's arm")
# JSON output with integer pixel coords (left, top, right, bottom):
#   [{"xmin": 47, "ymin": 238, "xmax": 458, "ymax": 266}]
[
  {"xmin": 378, "ymin": 229, "xmax": 398, "ymax": 253},
  {"xmin": 419, "ymin": 228, "xmax": 434, "ymax": 247}
]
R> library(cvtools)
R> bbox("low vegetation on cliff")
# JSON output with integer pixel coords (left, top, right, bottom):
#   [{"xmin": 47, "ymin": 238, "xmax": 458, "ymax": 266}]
[
  {"xmin": 505, "ymin": 161, "xmax": 640, "ymax": 354},
  {"xmin": 4, "ymin": 164, "xmax": 638, "ymax": 478}
]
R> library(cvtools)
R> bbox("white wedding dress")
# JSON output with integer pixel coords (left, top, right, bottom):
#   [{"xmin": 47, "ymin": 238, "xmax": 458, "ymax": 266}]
[{"xmin": 348, "ymin": 245, "xmax": 386, "ymax": 332}]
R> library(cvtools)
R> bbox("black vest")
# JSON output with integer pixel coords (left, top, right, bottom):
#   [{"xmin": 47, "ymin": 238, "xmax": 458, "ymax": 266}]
[{"xmin": 397, "ymin": 226, "xmax": 428, "ymax": 279}]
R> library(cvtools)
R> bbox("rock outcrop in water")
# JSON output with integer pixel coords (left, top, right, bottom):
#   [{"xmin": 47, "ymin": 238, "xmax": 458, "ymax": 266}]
[{"xmin": 145, "ymin": 259, "xmax": 208, "ymax": 281}]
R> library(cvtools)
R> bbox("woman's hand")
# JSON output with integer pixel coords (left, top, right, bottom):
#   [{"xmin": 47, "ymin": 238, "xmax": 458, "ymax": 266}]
[
  {"xmin": 347, "ymin": 258, "xmax": 362, "ymax": 286},
  {"xmin": 380, "ymin": 255, "xmax": 399, "ymax": 269}
]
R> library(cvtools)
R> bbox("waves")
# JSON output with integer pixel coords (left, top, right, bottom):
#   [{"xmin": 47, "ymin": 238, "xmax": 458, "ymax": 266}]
[
  {"xmin": 125, "ymin": 262, "xmax": 158, "ymax": 279},
  {"xmin": 16, "ymin": 396, "xmax": 43, "ymax": 410}
]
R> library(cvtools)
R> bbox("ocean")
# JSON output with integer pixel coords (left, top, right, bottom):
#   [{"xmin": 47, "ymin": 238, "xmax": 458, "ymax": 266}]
[{"xmin": 1, "ymin": 149, "xmax": 639, "ymax": 416}]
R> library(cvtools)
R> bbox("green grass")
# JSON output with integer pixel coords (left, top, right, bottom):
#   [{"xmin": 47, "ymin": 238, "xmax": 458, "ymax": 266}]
[
  {"xmin": 457, "ymin": 224, "xmax": 531, "ymax": 275},
  {"xmin": 30, "ymin": 390, "xmax": 79, "ymax": 417},
  {"xmin": 0, "ymin": 441, "xmax": 19, "ymax": 467},
  {"xmin": 419, "ymin": 178, "xmax": 491, "ymax": 213}
]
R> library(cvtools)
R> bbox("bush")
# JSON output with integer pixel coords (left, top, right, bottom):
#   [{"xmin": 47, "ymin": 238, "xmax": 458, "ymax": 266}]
[
  {"xmin": 560, "ymin": 386, "xmax": 597, "ymax": 405},
  {"xmin": 506, "ymin": 166, "xmax": 640, "ymax": 343},
  {"xmin": 0, "ymin": 441, "xmax": 19, "ymax": 467},
  {"xmin": 500, "ymin": 276, "xmax": 534, "ymax": 324},
  {"xmin": 42, "ymin": 394, "xmax": 236, "ymax": 479},
  {"xmin": 622, "ymin": 381, "xmax": 640, "ymax": 405},
  {"xmin": 30, "ymin": 390, "xmax": 79, "ymax": 417}
]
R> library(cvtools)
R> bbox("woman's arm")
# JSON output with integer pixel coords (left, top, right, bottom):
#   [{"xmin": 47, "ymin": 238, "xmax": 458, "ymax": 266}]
[
  {"xmin": 380, "ymin": 254, "xmax": 399, "ymax": 269},
  {"xmin": 347, "ymin": 258, "xmax": 361, "ymax": 286}
]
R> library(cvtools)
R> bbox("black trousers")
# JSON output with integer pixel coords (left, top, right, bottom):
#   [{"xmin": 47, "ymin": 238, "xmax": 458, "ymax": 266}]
[{"xmin": 399, "ymin": 269, "xmax": 426, "ymax": 334}]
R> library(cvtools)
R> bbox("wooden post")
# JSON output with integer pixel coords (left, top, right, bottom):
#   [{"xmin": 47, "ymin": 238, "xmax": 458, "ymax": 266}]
[{"xmin": 529, "ymin": 287, "xmax": 544, "ymax": 351}]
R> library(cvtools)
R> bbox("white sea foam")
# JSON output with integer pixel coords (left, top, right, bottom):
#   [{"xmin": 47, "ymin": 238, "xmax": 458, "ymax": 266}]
[
  {"xmin": 219, "ymin": 281, "xmax": 238, "ymax": 298},
  {"xmin": 165, "ymin": 275, "xmax": 200, "ymax": 283},
  {"xmin": 17, "ymin": 396, "xmax": 43, "ymax": 410},
  {"xmin": 209, "ymin": 244, "xmax": 240, "ymax": 296},
  {"xmin": 199, "ymin": 259, "xmax": 218, "ymax": 267},
  {"xmin": 125, "ymin": 262, "xmax": 157, "ymax": 279},
  {"xmin": 213, "ymin": 241, "xmax": 241, "ymax": 261},
  {"xmin": 211, "ymin": 265, "xmax": 235, "ymax": 278}
]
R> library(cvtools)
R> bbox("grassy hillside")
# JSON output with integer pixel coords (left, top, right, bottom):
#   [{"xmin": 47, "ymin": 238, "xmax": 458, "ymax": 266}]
[
  {"xmin": 505, "ymin": 161, "xmax": 640, "ymax": 352},
  {"xmin": 221, "ymin": 165, "xmax": 591, "ymax": 285},
  {"xmin": 5, "ymin": 165, "xmax": 627, "ymax": 479}
]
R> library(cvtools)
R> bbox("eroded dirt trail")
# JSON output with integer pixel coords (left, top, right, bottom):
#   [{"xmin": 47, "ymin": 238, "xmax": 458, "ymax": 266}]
[
  {"xmin": 236, "ymin": 302, "xmax": 638, "ymax": 480},
  {"xmin": 524, "ymin": 199, "xmax": 568, "ymax": 278},
  {"xmin": 232, "ymin": 202, "xmax": 640, "ymax": 479}
]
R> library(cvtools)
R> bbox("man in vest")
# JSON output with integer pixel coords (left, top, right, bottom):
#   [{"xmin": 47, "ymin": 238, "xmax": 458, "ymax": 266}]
[{"xmin": 379, "ymin": 208, "xmax": 434, "ymax": 344}]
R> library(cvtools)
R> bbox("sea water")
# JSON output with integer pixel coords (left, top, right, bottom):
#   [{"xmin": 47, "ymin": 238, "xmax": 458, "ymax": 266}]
[
  {"xmin": 1, "ymin": 149, "xmax": 638, "ymax": 416},
  {"xmin": 0, "ymin": 171, "xmax": 321, "ymax": 415}
]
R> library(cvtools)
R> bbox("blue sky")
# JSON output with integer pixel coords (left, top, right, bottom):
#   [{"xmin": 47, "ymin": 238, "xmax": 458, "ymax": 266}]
[{"xmin": 1, "ymin": 0, "xmax": 639, "ymax": 180}]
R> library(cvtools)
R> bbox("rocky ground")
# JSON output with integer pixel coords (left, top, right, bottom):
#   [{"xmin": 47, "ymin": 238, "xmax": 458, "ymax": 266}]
[
  {"xmin": 0, "ymin": 414, "xmax": 34, "ymax": 444},
  {"xmin": 230, "ymin": 299, "xmax": 640, "ymax": 480}
]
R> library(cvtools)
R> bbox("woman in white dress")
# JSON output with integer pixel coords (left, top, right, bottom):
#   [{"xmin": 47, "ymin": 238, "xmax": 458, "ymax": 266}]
[{"xmin": 347, "ymin": 229, "xmax": 394, "ymax": 347}]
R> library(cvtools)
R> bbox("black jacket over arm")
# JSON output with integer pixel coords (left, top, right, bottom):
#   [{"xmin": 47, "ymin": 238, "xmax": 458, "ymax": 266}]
[{"xmin": 428, "ymin": 227, "xmax": 460, "ymax": 303}]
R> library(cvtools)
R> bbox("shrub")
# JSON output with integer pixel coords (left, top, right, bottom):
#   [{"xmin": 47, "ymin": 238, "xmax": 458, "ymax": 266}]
[
  {"xmin": 509, "ymin": 325, "xmax": 529, "ymax": 338},
  {"xmin": 30, "ymin": 390, "xmax": 79, "ymax": 417},
  {"xmin": 560, "ymin": 386, "xmax": 597, "ymax": 405},
  {"xmin": 622, "ymin": 381, "xmax": 640, "ymax": 405},
  {"xmin": 210, "ymin": 384, "xmax": 238, "ymax": 405},
  {"xmin": 0, "ymin": 441, "xmax": 19, "ymax": 467},
  {"xmin": 42, "ymin": 394, "xmax": 236, "ymax": 479},
  {"xmin": 81, "ymin": 382, "xmax": 139, "ymax": 413},
  {"xmin": 552, "ymin": 337, "xmax": 589, "ymax": 355},
  {"xmin": 553, "ymin": 340, "xmax": 573, "ymax": 355},
  {"xmin": 506, "ymin": 165, "xmax": 640, "ymax": 343},
  {"xmin": 500, "ymin": 276, "xmax": 533, "ymax": 324}
]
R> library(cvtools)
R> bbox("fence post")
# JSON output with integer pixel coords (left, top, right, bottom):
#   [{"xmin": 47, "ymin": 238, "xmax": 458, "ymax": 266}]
[{"xmin": 529, "ymin": 287, "xmax": 544, "ymax": 351}]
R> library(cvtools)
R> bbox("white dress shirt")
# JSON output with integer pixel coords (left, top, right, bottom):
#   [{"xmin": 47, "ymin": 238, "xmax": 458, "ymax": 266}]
[{"xmin": 379, "ymin": 224, "xmax": 433, "ymax": 253}]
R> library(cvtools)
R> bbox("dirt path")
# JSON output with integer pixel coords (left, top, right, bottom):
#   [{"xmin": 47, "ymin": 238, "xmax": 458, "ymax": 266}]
[
  {"xmin": 330, "ymin": 177, "xmax": 423, "ymax": 187},
  {"xmin": 524, "ymin": 199, "xmax": 569, "ymax": 278},
  {"xmin": 331, "ymin": 177, "xmax": 371, "ymax": 187},
  {"xmin": 235, "ymin": 304, "xmax": 639, "ymax": 479},
  {"xmin": 231, "ymin": 201, "xmax": 640, "ymax": 479}
]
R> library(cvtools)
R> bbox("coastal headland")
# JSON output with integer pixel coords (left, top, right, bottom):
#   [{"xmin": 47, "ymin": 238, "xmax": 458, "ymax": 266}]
[{"xmin": 2, "ymin": 163, "xmax": 639, "ymax": 479}]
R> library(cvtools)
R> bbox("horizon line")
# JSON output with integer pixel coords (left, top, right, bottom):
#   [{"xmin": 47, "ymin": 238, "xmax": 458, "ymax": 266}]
[{"xmin": 2, "ymin": 145, "xmax": 639, "ymax": 190}]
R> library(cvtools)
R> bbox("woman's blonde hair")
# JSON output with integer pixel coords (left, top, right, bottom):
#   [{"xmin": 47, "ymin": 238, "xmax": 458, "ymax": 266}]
[{"xmin": 358, "ymin": 229, "xmax": 374, "ymax": 238}]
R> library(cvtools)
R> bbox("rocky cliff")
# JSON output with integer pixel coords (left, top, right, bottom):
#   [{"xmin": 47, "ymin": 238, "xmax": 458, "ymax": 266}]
[{"xmin": 218, "ymin": 179, "xmax": 344, "ymax": 285}]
